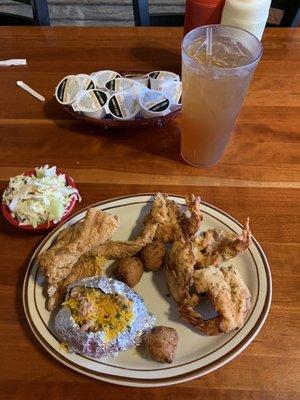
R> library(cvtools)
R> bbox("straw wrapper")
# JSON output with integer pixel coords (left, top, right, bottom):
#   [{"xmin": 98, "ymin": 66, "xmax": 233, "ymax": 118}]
[{"xmin": 0, "ymin": 59, "xmax": 27, "ymax": 67}]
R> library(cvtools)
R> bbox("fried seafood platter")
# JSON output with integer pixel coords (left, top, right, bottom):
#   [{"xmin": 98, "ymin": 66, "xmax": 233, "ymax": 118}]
[{"xmin": 36, "ymin": 193, "xmax": 255, "ymax": 366}]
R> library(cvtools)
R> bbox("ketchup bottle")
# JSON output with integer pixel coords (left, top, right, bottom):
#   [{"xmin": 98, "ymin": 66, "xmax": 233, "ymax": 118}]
[{"xmin": 184, "ymin": 0, "xmax": 225, "ymax": 35}]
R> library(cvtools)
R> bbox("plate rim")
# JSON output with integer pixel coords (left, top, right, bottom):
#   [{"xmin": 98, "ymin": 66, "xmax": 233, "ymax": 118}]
[{"xmin": 22, "ymin": 193, "xmax": 272, "ymax": 387}]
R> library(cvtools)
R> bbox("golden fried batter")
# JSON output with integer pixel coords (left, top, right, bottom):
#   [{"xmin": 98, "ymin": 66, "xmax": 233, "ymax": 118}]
[
  {"xmin": 39, "ymin": 208, "xmax": 119, "ymax": 291},
  {"xmin": 145, "ymin": 193, "xmax": 202, "ymax": 243},
  {"xmin": 91, "ymin": 217, "xmax": 159, "ymax": 260},
  {"xmin": 164, "ymin": 207, "xmax": 252, "ymax": 335},
  {"xmin": 194, "ymin": 218, "xmax": 251, "ymax": 267},
  {"xmin": 166, "ymin": 239, "xmax": 196, "ymax": 304},
  {"xmin": 40, "ymin": 195, "xmax": 169, "ymax": 310},
  {"xmin": 179, "ymin": 265, "xmax": 251, "ymax": 335},
  {"xmin": 47, "ymin": 254, "xmax": 105, "ymax": 310}
]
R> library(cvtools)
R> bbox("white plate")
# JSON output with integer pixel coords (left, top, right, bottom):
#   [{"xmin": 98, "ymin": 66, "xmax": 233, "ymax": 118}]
[{"xmin": 23, "ymin": 194, "xmax": 272, "ymax": 387}]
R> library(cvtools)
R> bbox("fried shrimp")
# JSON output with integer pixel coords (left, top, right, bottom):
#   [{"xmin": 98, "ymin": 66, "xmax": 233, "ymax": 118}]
[
  {"xmin": 145, "ymin": 193, "xmax": 202, "ymax": 243},
  {"xmin": 179, "ymin": 265, "xmax": 251, "ymax": 335},
  {"xmin": 194, "ymin": 217, "xmax": 251, "ymax": 267},
  {"xmin": 161, "ymin": 193, "xmax": 252, "ymax": 336}
]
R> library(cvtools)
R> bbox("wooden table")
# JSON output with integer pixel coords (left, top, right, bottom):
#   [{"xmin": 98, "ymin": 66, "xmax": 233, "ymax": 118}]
[{"xmin": 0, "ymin": 27, "xmax": 299, "ymax": 400}]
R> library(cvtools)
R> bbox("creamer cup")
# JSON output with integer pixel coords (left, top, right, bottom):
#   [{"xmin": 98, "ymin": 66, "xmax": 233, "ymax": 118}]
[
  {"xmin": 91, "ymin": 70, "xmax": 121, "ymax": 89},
  {"xmin": 157, "ymin": 80, "xmax": 182, "ymax": 111},
  {"xmin": 108, "ymin": 91, "xmax": 140, "ymax": 121},
  {"xmin": 72, "ymin": 89, "xmax": 108, "ymax": 119},
  {"xmin": 105, "ymin": 77, "xmax": 140, "ymax": 96},
  {"xmin": 138, "ymin": 87, "xmax": 171, "ymax": 119},
  {"xmin": 148, "ymin": 70, "xmax": 180, "ymax": 90},
  {"xmin": 55, "ymin": 75, "xmax": 82, "ymax": 105},
  {"xmin": 123, "ymin": 73, "xmax": 149, "ymax": 87},
  {"xmin": 75, "ymin": 74, "xmax": 95, "ymax": 90}
]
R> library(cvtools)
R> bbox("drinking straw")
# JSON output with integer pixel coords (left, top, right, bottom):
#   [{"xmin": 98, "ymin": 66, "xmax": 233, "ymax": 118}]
[{"xmin": 206, "ymin": 26, "xmax": 213, "ymax": 63}]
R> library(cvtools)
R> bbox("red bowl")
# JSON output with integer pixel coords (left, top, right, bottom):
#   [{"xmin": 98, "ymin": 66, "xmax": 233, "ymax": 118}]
[{"xmin": 1, "ymin": 170, "xmax": 78, "ymax": 233}]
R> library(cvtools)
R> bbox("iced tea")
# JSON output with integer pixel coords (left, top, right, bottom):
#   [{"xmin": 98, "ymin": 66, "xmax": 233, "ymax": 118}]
[{"xmin": 181, "ymin": 26, "xmax": 263, "ymax": 167}]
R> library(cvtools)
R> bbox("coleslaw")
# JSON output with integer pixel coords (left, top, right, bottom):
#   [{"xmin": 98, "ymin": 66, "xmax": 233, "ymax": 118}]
[{"xmin": 2, "ymin": 165, "xmax": 81, "ymax": 228}]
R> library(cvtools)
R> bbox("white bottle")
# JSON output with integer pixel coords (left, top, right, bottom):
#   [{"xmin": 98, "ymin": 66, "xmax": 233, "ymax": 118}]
[{"xmin": 221, "ymin": 0, "xmax": 271, "ymax": 40}]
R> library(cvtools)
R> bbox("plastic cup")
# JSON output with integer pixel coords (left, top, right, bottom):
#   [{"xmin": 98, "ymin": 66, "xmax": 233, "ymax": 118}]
[{"xmin": 181, "ymin": 25, "xmax": 263, "ymax": 167}]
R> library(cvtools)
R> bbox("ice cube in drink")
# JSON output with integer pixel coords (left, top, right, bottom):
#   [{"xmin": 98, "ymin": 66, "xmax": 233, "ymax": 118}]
[{"xmin": 181, "ymin": 26, "xmax": 262, "ymax": 167}]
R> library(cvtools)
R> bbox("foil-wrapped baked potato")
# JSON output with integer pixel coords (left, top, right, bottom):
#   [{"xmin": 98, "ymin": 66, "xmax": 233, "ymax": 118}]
[{"xmin": 55, "ymin": 277, "xmax": 155, "ymax": 358}]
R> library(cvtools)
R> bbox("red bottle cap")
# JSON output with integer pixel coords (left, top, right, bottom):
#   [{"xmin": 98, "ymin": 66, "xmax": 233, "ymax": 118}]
[
  {"xmin": 184, "ymin": 0, "xmax": 225, "ymax": 34},
  {"xmin": 189, "ymin": 0, "xmax": 224, "ymax": 6}
]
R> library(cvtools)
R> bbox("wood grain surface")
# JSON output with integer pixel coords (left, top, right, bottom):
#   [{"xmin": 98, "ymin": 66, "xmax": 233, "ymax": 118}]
[{"xmin": 0, "ymin": 27, "xmax": 299, "ymax": 400}]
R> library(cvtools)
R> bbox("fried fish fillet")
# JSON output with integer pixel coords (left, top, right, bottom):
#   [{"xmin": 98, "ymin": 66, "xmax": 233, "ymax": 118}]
[
  {"xmin": 42, "ymin": 195, "xmax": 169, "ymax": 310},
  {"xmin": 46, "ymin": 217, "xmax": 160, "ymax": 310},
  {"xmin": 46, "ymin": 253, "xmax": 106, "ymax": 310},
  {"xmin": 91, "ymin": 217, "xmax": 160, "ymax": 260},
  {"xmin": 39, "ymin": 208, "xmax": 119, "ymax": 293}
]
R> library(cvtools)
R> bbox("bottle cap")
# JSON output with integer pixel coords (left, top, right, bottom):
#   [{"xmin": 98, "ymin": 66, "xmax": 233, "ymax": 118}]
[
  {"xmin": 189, "ymin": 0, "xmax": 224, "ymax": 7},
  {"xmin": 184, "ymin": 0, "xmax": 225, "ymax": 34}
]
